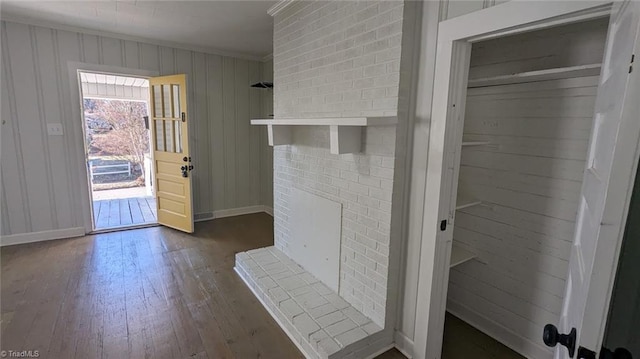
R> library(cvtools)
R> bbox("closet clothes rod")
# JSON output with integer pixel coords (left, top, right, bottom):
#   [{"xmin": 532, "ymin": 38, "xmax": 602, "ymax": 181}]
[{"xmin": 467, "ymin": 63, "xmax": 602, "ymax": 88}]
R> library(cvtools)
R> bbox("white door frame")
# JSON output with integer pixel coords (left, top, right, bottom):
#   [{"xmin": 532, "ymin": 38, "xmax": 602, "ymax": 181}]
[
  {"xmin": 411, "ymin": 2, "xmax": 620, "ymax": 359},
  {"xmin": 67, "ymin": 62, "xmax": 159, "ymax": 233}
]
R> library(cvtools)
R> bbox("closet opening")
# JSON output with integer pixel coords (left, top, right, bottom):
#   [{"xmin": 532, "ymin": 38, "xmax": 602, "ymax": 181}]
[{"xmin": 442, "ymin": 17, "xmax": 610, "ymax": 358}]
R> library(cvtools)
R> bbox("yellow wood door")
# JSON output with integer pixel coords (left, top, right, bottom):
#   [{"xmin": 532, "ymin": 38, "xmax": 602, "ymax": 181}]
[{"xmin": 149, "ymin": 74, "xmax": 193, "ymax": 233}]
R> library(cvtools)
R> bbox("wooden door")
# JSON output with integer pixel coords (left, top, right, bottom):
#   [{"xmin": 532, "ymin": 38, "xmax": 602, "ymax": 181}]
[
  {"xmin": 149, "ymin": 74, "xmax": 194, "ymax": 233},
  {"xmin": 551, "ymin": 2, "xmax": 640, "ymax": 358}
]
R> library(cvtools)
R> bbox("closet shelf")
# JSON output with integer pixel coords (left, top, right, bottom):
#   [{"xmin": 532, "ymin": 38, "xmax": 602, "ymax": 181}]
[
  {"xmin": 456, "ymin": 197, "xmax": 482, "ymax": 210},
  {"xmin": 467, "ymin": 63, "xmax": 602, "ymax": 88},
  {"xmin": 451, "ymin": 244, "xmax": 477, "ymax": 267},
  {"xmin": 250, "ymin": 117, "xmax": 397, "ymax": 155},
  {"xmin": 462, "ymin": 141, "xmax": 491, "ymax": 146}
]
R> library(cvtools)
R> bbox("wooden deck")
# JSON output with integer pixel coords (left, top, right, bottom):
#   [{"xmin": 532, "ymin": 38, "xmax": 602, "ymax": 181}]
[{"xmin": 93, "ymin": 196, "xmax": 157, "ymax": 229}]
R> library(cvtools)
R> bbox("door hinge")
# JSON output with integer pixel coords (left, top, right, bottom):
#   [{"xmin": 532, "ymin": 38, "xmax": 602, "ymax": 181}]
[
  {"xmin": 577, "ymin": 346, "xmax": 596, "ymax": 359},
  {"xmin": 630, "ymin": 54, "xmax": 635, "ymax": 73},
  {"xmin": 181, "ymin": 112, "xmax": 186, "ymax": 122}
]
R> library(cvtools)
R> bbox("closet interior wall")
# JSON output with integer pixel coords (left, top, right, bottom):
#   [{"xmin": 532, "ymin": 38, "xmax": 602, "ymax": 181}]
[{"xmin": 447, "ymin": 18, "xmax": 610, "ymax": 356}]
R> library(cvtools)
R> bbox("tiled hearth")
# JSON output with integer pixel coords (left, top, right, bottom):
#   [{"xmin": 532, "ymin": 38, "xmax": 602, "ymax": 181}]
[{"xmin": 235, "ymin": 247, "xmax": 386, "ymax": 359}]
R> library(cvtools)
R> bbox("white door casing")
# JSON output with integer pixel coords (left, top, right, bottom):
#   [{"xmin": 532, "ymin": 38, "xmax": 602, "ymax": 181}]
[
  {"xmin": 557, "ymin": 1, "xmax": 640, "ymax": 357},
  {"xmin": 410, "ymin": 2, "xmax": 639, "ymax": 359}
]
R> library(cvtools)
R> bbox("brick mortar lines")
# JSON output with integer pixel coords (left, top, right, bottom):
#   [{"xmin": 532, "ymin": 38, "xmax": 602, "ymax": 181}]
[
  {"xmin": 272, "ymin": 0, "xmax": 404, "ymax": 328},
  {"xmin": 274, "ymin": 8, "xmax": 403, "ymax": 66},
  {"xmin": 273, "ymin": 1, "xmax": 401, "ymax": 49}
]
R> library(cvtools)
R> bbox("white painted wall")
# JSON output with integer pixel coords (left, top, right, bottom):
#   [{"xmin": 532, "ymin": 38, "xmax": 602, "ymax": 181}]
[
  {"xmin": 394, "ymin": 2, "xmax": 442, "ymax": 354},
  {"xmin": 271, "ymin": 0, "xmax": 407, "ymax": 329},
  {"xmin": 441, "ymin": 0, "xmax": 511, "ymax": 21},
  {"xmin": 451, "ymin": 75, "xmax": 600, "ymax": 357},
  {"xmin": 0, "ymin": 20, "xmax": 273, "ymax": 237}
]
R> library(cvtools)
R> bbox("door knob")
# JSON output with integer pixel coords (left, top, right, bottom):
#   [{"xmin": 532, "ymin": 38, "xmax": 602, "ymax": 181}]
[{"xmin": 543, "ymin": 324, "xmax": 576, "ymax": 357}]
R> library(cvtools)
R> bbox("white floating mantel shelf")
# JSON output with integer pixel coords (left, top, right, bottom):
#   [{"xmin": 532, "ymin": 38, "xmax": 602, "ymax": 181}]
[{"xmin": 251, "ymin": 117, "xmax": 397, "ymax": 154}]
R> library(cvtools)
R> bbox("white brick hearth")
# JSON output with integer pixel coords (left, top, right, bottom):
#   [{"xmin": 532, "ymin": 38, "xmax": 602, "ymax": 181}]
[{"xmin": 235, "ymin": 247, "xmax": 385, "ymax": 359}]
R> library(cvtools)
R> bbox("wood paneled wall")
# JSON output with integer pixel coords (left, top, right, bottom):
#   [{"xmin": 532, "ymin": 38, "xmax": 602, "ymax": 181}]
[
  {"xmin": 0, "ymin": 20, "xmax": 273, "ymax": 236},
  {"xmin": 447, "ymin": 19, "xmax": 609, "ymax": 358},
  {"xmin": 451, "ymin": 76, "xmax": 599, "ymax": 356},
  {"xmin": 468, "ymin": 18, "xmax": 610, "ymax": 80}
]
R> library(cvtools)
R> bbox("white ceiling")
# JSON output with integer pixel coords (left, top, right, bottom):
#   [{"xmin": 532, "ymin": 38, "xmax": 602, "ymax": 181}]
[
  {"xmin": 0, "ymin": 1, "xmax": 276, "ymax": 59},
  {"xmin": 80, "ymin": 72, "xmax": 148, "ymax": 87}
]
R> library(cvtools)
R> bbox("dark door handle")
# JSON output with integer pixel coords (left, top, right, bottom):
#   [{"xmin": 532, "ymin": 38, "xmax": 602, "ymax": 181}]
[
  {"xmin": 180, "ymin": 165, "xmax": 188, "ymax": 178},
  {"xmin": 543, "ymin": 324, "xmax": 577, "ymax": 357}
]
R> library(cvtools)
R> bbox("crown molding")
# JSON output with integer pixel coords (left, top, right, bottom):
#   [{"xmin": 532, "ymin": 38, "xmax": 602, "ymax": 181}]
[
  {"xmin": 0, "ymin": 15, "xmax": 269, "ymax": 62},
  {"xmin": 267, "ymin": 0, "xmax": 298, "ymax": 17}
]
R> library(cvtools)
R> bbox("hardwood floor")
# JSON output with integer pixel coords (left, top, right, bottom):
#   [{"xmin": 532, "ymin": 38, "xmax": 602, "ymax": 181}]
[
  {"xmin": 443, "ymin": 313, "xmax": 525, "ymax": 359},
  {"xmin": 1, "ymin": 213, "xmax": 404, "ymax": 359},
  {"xmin": 1, "ymin": 213, "xmax": 522, "ymax": 359},
  {"xmin": 2, "ymin": 214, "xmax": 296, "ymax": 358}
]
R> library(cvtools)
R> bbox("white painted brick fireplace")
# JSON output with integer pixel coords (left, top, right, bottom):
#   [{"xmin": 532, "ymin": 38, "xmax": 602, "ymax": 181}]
[
  {"xmin": 235, "ymin": 1, "xmax": 410, "ymax": 357},
  {"xmin": 273, "ymin": 126, "xmax": 396, "ymax": 327}
]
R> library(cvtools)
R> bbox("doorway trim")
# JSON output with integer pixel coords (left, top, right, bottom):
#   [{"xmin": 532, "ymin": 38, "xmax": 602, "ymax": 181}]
[
  {"xmin": 409, "ymin": 2, "xmax": 619, "ymax": 359},
  {"xmin": 67, "ymin": 62, "xmax": 159, "ymax": 233}
]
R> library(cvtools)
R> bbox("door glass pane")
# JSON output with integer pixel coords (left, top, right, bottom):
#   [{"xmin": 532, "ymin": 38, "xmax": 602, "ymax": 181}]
[
  {"xmin": 155, "ymin": 119, "xmax": 165, "ymax": 151},
  {"xmin": 172, "ymin": 84, "xmax": 181, "ymax": 118},
  {"xmin": 163, "ymin": 85, "xmax": 172, "ymax": 118},
  {"xmin": 165, "ymin": 120, "xmax": 175, "ymax": 153},
  {"xmin": 153, "ymin": 85, "xmax": 162, "ymax": 118},
  {"xmin": 175, "ymin": 121, "xmax": 182, "ymax": 153}
]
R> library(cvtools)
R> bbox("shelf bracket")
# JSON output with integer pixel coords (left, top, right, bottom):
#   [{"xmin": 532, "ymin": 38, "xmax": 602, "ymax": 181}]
[
  {"xmin": 267, "ymin": 125, "xmax": 292, "ymax": 146},
  {"xmin": 330, "ymin": 125, "xmax": 361, "ymax": 154}
]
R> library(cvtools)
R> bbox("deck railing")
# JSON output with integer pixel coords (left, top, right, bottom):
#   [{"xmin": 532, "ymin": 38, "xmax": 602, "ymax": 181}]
[{"xmin": 89, "ymin": 161, "xmax": 131, "ymax": 181}]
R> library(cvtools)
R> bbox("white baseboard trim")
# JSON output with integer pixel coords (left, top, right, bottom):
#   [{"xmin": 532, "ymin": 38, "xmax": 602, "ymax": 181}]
[
  {"xmin": 2, "ymin": 206, "xmax": 274, "ymax": 246},
  {"xmin": 394, "ymin": 331, "xmax": 415, "ymax": 358},
  {"xmin": 263, "ymin": 206, "xmax": 274, "ymax": 216},
  {"xmin": 447, "ymin": 300, "xmax": 551, "ymax": 359},
  {"xmin": 365, "ymin": 343, "xmax": 396, "ymax": 359},
  {"xmin": 0, "ymin": 227, "xmax": 85, "ymax": 247},
  {"xmin": 194, "ymin": 212, "xmax": 214, "ymax": 222}
]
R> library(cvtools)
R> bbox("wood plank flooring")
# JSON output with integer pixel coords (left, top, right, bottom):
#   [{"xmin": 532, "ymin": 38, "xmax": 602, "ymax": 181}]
[
  {"xmin": 1, "ymin": 214, "xmax": 300, "ymax": 359},
  {"xmin": 0, "ymin": 213, "xmax": 520, "ymax": 359},
  {"xmin": 93, "ymin": 197, "xmax": 157, "ymax": 229},
  {"xmin": 443, "ymin": 313, "xmax": 524, "ymax": 359}
]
